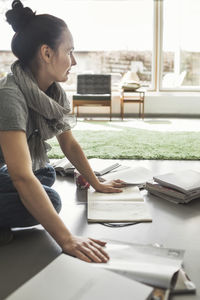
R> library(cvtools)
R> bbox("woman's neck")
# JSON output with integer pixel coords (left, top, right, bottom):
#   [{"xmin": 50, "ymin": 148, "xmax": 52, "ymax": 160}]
[{"xmin": 29, "ymin": 61, "xmax": 53, "ymax": 92}]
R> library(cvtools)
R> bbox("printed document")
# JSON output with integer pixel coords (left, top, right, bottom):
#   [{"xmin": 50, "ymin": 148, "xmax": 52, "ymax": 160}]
[
  {"xmin": 93, "ymin": 240, "xmax": 184, "ymax": 289},
  {"xmin": 87, "ymin": 186, "xmax": 152, "ymax": 222}
]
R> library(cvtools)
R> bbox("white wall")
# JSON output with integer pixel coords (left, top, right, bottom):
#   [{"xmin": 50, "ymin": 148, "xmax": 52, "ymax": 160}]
[
  {"xmin": 67, "ymin": 91, "xmax": 200, "ymax": 117},
  {"xmin": 144, "ymin": 92, "xmax": 200, "ymax": 116}
]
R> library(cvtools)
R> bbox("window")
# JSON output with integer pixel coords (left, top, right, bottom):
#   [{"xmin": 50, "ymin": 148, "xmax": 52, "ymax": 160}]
[
  {"xmin": 1, "ymin": 0, "xmax": 200, "ymax": 91},
  {"xmin": 57, "ymin": 0, "xmax": 154, "ymax": 89},
  {"xmin": 161, "ymin": 0, "xmax": 200, "ymax": 90},
  {"xmin": 0, "ymin": 0, "xmax": 154, "ymax": 89}
]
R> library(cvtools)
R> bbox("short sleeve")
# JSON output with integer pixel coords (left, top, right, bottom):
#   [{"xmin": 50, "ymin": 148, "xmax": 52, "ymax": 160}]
[{"xmin": 0, "ymin": 88, "xmax": 28, "ymax": 132}]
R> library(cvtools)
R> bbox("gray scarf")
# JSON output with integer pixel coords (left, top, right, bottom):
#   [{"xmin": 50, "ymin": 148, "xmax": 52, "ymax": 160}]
[{"xmin": 11, "ymin": 60, "xmax": 71, "ymax": 170}]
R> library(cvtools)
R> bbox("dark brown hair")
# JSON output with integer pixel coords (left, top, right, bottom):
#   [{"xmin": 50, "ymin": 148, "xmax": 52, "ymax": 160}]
[{"xmin": 6, "ymin": 0, "xmax": 68, "ymax": 66}]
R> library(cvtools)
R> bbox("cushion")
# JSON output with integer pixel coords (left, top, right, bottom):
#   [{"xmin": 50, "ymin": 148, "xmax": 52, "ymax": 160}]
[{"xmin": 73, "ymin": 94, "xmax": 111, "ymax": 101}]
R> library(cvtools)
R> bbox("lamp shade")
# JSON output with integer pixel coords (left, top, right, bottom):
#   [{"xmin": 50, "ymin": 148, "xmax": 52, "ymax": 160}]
[{"xmin": 122, "ymin": 71, "xmax": 140, "ymax": 83}]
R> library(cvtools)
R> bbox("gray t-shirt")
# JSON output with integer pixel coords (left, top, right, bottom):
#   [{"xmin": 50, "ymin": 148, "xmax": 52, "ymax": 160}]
[{"xmin": 0, "ymin": 74, "xmax": 70, "ymax": 170}]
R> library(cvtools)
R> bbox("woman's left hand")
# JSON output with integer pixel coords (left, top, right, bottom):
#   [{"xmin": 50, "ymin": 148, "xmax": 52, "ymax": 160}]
[{"xmin": 95, "ymin": 179, "xmax": 127, "ymax": 193}]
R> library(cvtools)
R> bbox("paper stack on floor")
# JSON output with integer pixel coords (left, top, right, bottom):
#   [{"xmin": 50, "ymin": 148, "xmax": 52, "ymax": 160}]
[
  {"xmin": 51, "ymin": 157, "xmax": 120, "ymax": 176},
  {"xmin": 146, "ymin": 169, "xmax": 200, "ymax": 204}
]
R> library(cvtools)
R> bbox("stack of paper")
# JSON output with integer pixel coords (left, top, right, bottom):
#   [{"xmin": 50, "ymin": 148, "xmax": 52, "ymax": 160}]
[
  {"xmin": 51, "ymin": 157, "xmax": 75, "ymax": 175},
  {"xmin": 146, "ymin": 169, "xmax": 200, "ymax": 204},
  {"xmin": 51, "ymin": 157, "xmax": 120, "ymax": 176},
  {"xmin": 87, "ymin": 186, "xmax": 152, "ymax": 223}
]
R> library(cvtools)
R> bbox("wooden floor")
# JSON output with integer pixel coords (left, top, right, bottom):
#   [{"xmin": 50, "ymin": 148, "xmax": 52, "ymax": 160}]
[{"xmin": 1, "ymin": 158, "xmax": 200, "ymax": 299}]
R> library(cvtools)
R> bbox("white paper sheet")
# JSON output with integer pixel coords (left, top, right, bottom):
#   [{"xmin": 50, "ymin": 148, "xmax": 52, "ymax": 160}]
[
  {"xmin": 102, "ymin": 166, "xmax": 153, "ymax": 185},
  {"xmin": 7, "ymin": 254, "xmax": 153, "ymax": 300},
  {"xmin": 93, "ymin": 240, "xmax": 184, "ymax": 289}
]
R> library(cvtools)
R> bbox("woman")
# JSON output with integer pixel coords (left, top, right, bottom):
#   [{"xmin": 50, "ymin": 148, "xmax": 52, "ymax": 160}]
[{"xmin": 0, "ymin": 0, "xmax": 125, "ymax": 262}]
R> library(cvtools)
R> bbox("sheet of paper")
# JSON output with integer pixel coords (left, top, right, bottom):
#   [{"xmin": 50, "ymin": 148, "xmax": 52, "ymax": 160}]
[
  {"xmin": 93, "ymin": 240, "xmax": 184, "ymax": 289},
  {"xmin": 7, "ymin": 254, "xmax": 153, "ymax": 300},
  {"xmin": 171, "ymin": 268, "xmax": 196, "ymax": 294},
  {"xmin": 88, "ymin": 186, "xmax": 144, "ymax": 202},
  {"xmin": 88, "ymin": 158, "xmax": 120, "ymax": 175},
  {"xmin": 88, "ymin": 201, "xmax": 152, "ymax": 222},
  {"xmin": 102, "ymin": 166, "xmax": 152, "ymax": 184}
]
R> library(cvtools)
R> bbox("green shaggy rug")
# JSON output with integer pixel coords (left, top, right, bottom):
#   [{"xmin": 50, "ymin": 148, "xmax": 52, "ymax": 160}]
[{"xmin": 47, "ymin": 122, "xmax": 200, "ymax": 160}]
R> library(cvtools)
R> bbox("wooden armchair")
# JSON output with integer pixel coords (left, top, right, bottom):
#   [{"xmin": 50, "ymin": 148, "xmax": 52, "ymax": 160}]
[{"xmin": 72, "ymin": 74, "xmax": 112, "ymax": 120}]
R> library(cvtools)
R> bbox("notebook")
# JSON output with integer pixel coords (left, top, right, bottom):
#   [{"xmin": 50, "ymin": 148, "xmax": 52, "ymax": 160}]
[
  {"xmin": 51, "ymin": 157, "xmax": 120, "ymax": 176},
  {"xmin": 153, "ymin": 169, "xmax": 200, "ymax": 194},
  {"xmin": 146, "ymin": 181, "xmax": 200, "ymax": 202},
  {"xmin": 87, "ymin": 186, "xmax": 152, "ymax": 223}
]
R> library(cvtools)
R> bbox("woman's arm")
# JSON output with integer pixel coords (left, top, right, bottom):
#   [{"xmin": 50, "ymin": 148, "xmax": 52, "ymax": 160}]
[
  {"xmin": 57, "ymin": 130, "xmax": 125, "ymax": 193},
  {"xmin": 0, "ymin": 130, "xmax": 109, "ymax": 263}
]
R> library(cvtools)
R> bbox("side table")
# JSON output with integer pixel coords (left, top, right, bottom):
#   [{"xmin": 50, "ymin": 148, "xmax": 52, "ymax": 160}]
[{"xmin": 120, "ymin": 87, "xmax": 145, "ymax": 120}]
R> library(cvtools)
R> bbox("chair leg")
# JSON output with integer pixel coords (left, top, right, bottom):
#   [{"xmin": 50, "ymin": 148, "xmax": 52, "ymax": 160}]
[
  {"xmin": 139, "ymin": 103, "xmax": 141, "ymax": 118},
  {"xmin": 141, "ymin": 92, "xmax": 145, "ymax": 119},
  {"xmin": 142, "ymin": 99, "xmax": 144, "ymax": 119},
  {"xmin": 120, "ymin": 97, "xmax": 124, "ymax": 121}
]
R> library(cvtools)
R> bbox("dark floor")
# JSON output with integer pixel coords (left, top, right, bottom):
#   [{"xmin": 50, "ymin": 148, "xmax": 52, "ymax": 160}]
[{"xmin": 1, "ymin": 159, "xmax": 200, "ymax": 300}]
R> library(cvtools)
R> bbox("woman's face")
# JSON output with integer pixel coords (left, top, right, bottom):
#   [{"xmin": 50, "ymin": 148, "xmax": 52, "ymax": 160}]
[{"xmin": 49, "ymin": 29, "xmax": 76, "ymax": 82}]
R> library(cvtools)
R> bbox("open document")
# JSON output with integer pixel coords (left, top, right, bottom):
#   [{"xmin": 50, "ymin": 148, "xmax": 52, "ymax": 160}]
[
  {"xmin": 102, "ymin": 166, "xmax": 153, "ymax": 185},
  {"xmin": 51, "ymin": 157, "xmax": 120, "ymax": 176},
  {"xmin": 87, "ymin": 186, "xmax": 152, "ymax": 223},
  {"xmin": 93, "ymin": 240, "xmax": 185, "ymax": 289},
  {"xmin": 6, "ymin": 254, "xmax": 153, "ymax": 300}
]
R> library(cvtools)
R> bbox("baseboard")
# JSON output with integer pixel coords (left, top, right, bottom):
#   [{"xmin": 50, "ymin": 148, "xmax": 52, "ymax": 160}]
[{"xmin": 74, "ymin": 113, "xmax": 200, "ymax": 119}]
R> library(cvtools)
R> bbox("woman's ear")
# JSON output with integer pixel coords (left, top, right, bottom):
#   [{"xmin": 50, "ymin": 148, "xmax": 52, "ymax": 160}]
[{"xmin": 40, "ymin": 45, "xmax": 53, "ymax": 63}]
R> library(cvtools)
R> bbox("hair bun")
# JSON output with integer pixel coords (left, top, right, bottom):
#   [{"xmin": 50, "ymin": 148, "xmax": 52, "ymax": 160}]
[
  {"xmin": 12, "ymin": 0, "xmax": 23, "ymax": 9},
  {"xmin": 6, "ymin": 0, "xmax": 36, "ymax": 33}
]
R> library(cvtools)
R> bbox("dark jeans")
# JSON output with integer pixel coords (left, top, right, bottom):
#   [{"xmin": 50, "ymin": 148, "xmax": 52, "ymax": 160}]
[{"xmin": 0, "ymin": 165, "xmax": 62, "ymax": 228}]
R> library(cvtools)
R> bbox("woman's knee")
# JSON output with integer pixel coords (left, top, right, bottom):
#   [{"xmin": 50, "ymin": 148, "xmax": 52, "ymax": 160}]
[
  {"xmin": 45, "ymin": 187, "xmax": 62, "ymax": 213},
  {"xmin": 34, "ymin": 165, "xmax": 56, "ymax": 187}
]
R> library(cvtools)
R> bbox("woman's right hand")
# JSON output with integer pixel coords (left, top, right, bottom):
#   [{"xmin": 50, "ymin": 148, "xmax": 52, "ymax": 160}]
[{"xmin": 61, "ymin": 235, "xmax": 110, "ymax": 263}]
